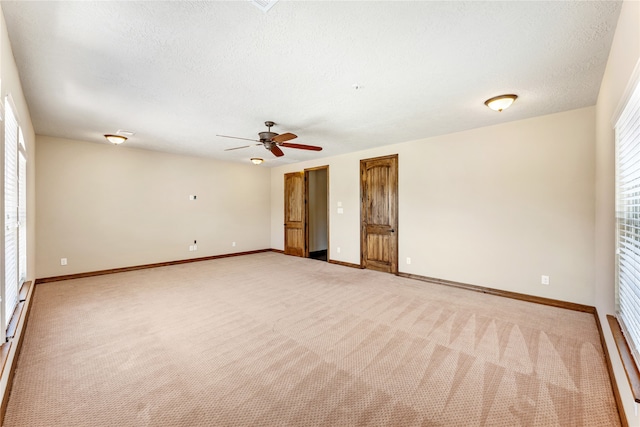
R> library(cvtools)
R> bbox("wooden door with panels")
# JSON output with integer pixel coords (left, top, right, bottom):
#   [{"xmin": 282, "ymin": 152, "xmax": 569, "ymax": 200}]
[
  {"xmin": 284, "ymin": 171, "xmax": 305, "ymax": 257},
  {"xmin": 360, "ymin": 154, "xmax": 398, "ymax": 273}
]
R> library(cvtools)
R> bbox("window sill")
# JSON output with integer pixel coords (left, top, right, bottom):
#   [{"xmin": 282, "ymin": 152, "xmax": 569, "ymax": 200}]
[
  {"xmin": 0, "ymin": 280, "xmax": 34, "ymax": 424},
  {"xmin": 607, "ymin": 315, "xmax": 640, "ymax": 403},
  {"xmin": 6, "ymin": 281, "xmax": 31, "ymax": 340}
]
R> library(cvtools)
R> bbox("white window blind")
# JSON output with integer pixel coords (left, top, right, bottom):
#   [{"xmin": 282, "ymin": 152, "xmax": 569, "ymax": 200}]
[
  {"xmin": 18, "ymin": 146, "xmax": 27, "ymax": 285},
  {"xmin": 615, "ymin": 77, "xmax": 640, "ymax": 367},
  {"xmin": 4, "ymin": 99, "xmax": 19, "ymax": 326}
]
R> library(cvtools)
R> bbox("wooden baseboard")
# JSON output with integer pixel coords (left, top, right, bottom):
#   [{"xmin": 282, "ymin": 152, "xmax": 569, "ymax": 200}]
[
  {"xmin": 36, "ymin": 249, "xmax": 273, "ymax": 284},
  {"xmin": 328, "ymin": 259, "xmax": 363, "ymax": 269},
  {"xmin": 0, "ymin": 280, "xmax": 35, "ymax": 425},
  {"xmin": 397, "ymin": 272, "xmax": 595, "ymax": 313},
  {"xmin": 270, "ymin": 249, "xmax": 284, "ymax": 254}
]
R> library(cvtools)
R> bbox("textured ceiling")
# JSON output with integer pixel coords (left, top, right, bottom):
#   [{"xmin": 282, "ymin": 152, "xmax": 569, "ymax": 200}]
[{"xmin": 1, "ymin": 1, "xmax": 622, "ymax": 166}]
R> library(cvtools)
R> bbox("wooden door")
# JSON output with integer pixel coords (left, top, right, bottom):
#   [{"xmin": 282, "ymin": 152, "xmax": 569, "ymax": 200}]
[
  {"xmin": 284, "ymin": 172, "xmax": 305, "ymax": 257},
  {"xmin": 360, "ymin": 155, "xmax": 398, "ymax": 273}
]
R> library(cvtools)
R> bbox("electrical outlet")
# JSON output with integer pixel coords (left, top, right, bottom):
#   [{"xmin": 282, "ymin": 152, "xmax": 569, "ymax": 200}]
[
  {"xmin": 406, "ymin": 257, "xmax": 411, "ymax": 265},
  {"xmin": 189, "ymin": 245, "xmax": 194, "ymax": 251},
  {"xmin": 337, "ymin": 247, "xmax": 341, "ymax": 253},
  {"xmin": 60, "ymin": 258, "xmax": 67, "ymax": 266},
  {"xmin": 232, "ymin": 242, "xmax": 236, "ymax": 247},
  {"xmin": 541, "ymin": 275, "xmax": 550, "ymax": 285},
  {"xmin": 193, "ymin": 244, "xmax": 197, "ymax": 251}
]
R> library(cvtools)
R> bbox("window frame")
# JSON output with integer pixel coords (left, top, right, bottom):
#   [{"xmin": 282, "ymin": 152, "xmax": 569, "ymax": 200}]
[{"xmin": 613, "ymin": 60, "xmax": 640, "ymax": 403}]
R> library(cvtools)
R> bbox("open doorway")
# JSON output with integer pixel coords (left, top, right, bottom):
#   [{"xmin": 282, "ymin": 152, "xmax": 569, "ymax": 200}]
[{"xmin": 306, "ymin": 166, "xmax": 329, "ymax": 261}]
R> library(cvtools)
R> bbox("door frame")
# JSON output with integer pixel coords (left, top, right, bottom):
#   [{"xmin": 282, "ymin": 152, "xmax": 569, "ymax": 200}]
[
  {"xmin": 304, "ymin": 165, "xmax": 329, "ymax": 259},
  {"xmin": 360, "ymin": 154, "xmax": 398, "ymax": 273}
]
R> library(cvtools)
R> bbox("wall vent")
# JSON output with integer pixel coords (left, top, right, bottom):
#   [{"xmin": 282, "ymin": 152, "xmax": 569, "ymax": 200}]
[{"xmin": 250, "ymin": 0, "xmax": 278, "ymax": 13}]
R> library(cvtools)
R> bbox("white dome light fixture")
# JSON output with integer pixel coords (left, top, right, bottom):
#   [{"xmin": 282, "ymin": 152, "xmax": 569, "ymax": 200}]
[
  {"xmin": 250, "ymin": 158, "xmax": 264, "ymax": 165},
  {"xmin": 484, "ymin": 94, "xmax": 518, "ymax": 112},
  {"xmin": 104, "ymin": 134, "xmax": 127, "ymax": 145}
]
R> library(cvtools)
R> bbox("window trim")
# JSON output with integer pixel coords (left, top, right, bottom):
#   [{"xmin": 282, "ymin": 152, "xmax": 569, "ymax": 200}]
[{"xmin": 612, "ymin": 57, "xmax": 640, "ymax": 403}]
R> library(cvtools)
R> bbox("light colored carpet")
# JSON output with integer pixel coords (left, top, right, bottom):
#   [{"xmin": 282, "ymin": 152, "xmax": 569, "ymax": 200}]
[{"xmin": 4, "ymin": 252, "xmax": 620, "ymax": 426}]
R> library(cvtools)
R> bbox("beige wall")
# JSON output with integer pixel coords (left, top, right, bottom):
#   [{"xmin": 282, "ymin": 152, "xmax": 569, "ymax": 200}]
[
  {"xmin": 595, "ymin": 0, "xmax": 640, "ymax": 424},
  {"xmin": 0, "ymin": 1, "xmax": 37, "ymax": 412},
  {"xmin": 272, "ymin": 107, "xmax": 596, "ymax": 305},
  {"xmin": 36, "ymin": 136, "xmax": 271, "ymax": 277}
]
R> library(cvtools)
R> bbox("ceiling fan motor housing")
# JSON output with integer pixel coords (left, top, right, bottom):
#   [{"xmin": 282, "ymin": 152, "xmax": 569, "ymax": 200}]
[{"xmin": 259, "ymin": 131, "xmax": 278, "ymax": 142}]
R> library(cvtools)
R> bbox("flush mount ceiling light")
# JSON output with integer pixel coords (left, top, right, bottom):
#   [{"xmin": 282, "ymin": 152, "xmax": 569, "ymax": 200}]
[
  {"xmin": 484, "ymin": 94, "xmax": 518, "ymax": 112},
  {"xmin": 250, "ymin": 158, "xmax": 264, "ymax": 165},
  {"xmin": 104, "ymin": 134, "xmax": 127, "ymax": 145}
]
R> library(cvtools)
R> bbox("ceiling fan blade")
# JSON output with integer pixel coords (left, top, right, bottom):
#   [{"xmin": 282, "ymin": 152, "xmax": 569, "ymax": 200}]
[
  {"xmin": 279, "ymin": 142, "xmax": 323, "ymax": 151},
  {"xmin": 270, "ymin": 145, "xmax": 285, "ymax": 157},
  {"xmin": 272, "ymin": 132, "xmax": 297, "ymax": 143},
  {"xmin": 224, "ymin": 145, "xmax": 253, "ymax": 151},
  {"xmin": 216, "ymin": 134, "xmax": 260, "ymax": 142}
]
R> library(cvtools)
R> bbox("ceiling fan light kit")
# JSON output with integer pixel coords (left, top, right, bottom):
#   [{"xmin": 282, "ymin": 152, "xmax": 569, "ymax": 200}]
[
  {"xmin": 219, "ymin": 121, "xmax": 323, "ymax": 159},
  {"xmin": 250, "ymin": 158, "xmax": 264, "ymax": 165},
  {"xmin": 484, "ymin": 94, "xmax": 518, "ymax": 112}
]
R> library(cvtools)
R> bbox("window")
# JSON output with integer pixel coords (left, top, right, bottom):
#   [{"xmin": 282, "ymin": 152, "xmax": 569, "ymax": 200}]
[
  {"xmin": 2, "ymin": 96, "xmax": 26, "ymax": 336},
  {"xmin": 615, "ymin": 76, "xmax": 640, "ymax": 368},
  {"xmin": 18, "ymin": 147, "xmax": 26, "ymax": 286}
]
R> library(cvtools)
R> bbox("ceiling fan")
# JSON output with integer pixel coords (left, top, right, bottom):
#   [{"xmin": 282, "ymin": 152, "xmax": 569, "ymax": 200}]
[{"xmin": 218, "ymin": 121, "xmax": 322, "ymax": 157}]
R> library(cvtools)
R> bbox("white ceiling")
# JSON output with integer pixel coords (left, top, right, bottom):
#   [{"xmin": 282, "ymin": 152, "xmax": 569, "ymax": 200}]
[{"xmin": 1, "ymin": 1, "xmax": 622, "ymax": 167}]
